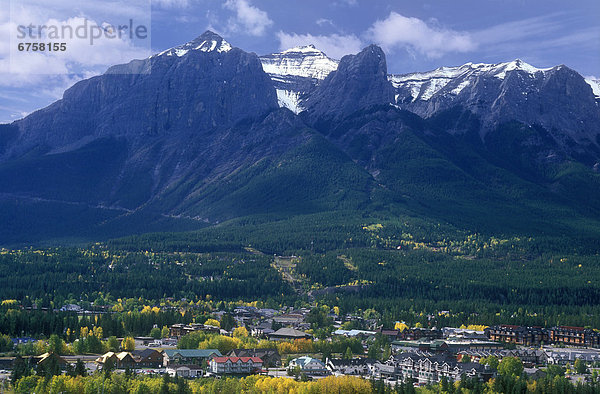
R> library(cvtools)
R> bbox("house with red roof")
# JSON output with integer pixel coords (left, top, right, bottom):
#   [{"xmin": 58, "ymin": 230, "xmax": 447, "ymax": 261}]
[{"xmin": 209, "ymin": 356, "xmax": 263, "ymax": 375}]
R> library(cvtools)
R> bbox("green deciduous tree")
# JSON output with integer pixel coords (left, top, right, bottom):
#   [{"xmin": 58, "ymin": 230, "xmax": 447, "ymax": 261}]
[{"xmin": 497, "ymin": 357, "xmax": 523, "ymax": 377}]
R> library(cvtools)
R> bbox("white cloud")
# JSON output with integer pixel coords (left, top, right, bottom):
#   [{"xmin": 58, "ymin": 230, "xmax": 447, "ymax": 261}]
[
  {"xmin": 366, "ymin": 12, "xmax": 476, "ymax": 59},
  {"xmin": 0, "ymin": 1, "xmax": 151, "ymax": 101},
  {"xmin": 316, "ymin": 18, "xmax": 335, "ymax": 28},
  {"xmin": 277, "ymin": 32, "xmax": 362, "ymax": 60},
  {"xmin": 3, "ymin": 16, "xmax": 150, "ymax": 78},
  {"xmin": 224, "ymin": 0, "xmax": 273, "ymax": 37}
]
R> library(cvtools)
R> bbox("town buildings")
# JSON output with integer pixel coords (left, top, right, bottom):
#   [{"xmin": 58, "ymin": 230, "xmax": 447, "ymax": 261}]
[{"xmin": 209, "ymin": 356, "xmax": 263, "ymax": 375}]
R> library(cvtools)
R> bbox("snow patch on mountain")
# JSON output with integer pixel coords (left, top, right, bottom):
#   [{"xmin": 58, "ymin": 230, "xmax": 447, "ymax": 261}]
[
  {"xmin": 276, "ymin": 89, "xmax": 303, "ymax": 114},
  {"xmin": 450, "ymin": 80, "xmax": 471, "ymax": 95},
  {"xmin": 260, "ymin": 45, "xmax": 338, "ymax": 80},
  {"xmin": 585, "ymin": 77, "xmax": 600, "ymax": 98}
]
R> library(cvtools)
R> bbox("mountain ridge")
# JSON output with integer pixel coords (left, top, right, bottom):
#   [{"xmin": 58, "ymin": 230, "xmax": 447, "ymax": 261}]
[{"xmin": 1, "ymin": 31, "xmax": 600, "ymax": 245}]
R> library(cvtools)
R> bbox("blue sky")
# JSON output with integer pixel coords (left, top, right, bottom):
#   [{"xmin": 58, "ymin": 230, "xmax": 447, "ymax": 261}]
[{"xmin": 1, "ymin": 0, "xmax": 599, "ymax": 122}]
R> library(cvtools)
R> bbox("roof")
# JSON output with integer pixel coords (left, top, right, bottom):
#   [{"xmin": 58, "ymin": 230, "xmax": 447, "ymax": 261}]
[
  {"xmin": 459, "ymin": 362, "xmax": 487, "ymax": 372},
  {"xmin": 131, "ymin": 348, "xmax": 161, "ymax": 359},
  {"xmin": 555, "ymin": 326, "xmax": 585, "ymax": 331},
  {"xmin": 269, "ymin": 327, "xmax": 311, "ymax": 338},
  {"xmin": 164, "ymin": 349, "xmax": 222, "ymax": 358},
  {"xmin": 166, "ymin": 364, "xmax": 204, "ymax": 370},
  {"xmin": 228, "ymin": 349, "xmax": 279, "ymax": 358},
  {"xmin": 117, "ymin": 352, "xmax": 135, "ymax": 361},
  {"xmin": 328, "ymin": 358, "xmax": 376, "ymax": 367},
  {"xmin": 292, "ymin": 356, "xmax": 325, "ymax": 368},
  {"xmin": 36, "ymin": 352, "xmax": 66, "ymax": 364},
  {"xmin": 211, "ymin": 356, "xmax": 262, "ymax": 364},
  {"xmin": 95, "ymin": 352, "xmax": 118, "ymax": 363},
  {"xmin": 333, "ymin": 329, "xmax": 376, "ymax": 337}
]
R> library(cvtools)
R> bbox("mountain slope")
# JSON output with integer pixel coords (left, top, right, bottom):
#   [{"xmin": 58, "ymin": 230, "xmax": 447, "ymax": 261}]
[
  {"xmin": 8, "ymin": 31, "xmax": 277, "ymax": 161},
  {"xmin": 390, "ymin": 60, "xmax": 600, "ymax": 164},
  {"xmin": 0, "ymin": 32, "xmax": 377, "ymax": 244},
  {"xmin": 1, "ymin": 33, "xmax": 600, "ymax": 245}
]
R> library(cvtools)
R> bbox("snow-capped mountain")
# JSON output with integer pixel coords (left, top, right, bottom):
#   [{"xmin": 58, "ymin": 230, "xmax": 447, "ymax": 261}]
[
  {"xmin": 389, "ymin": 59, "xmax": 600, "ymax": 144},
  {"xmin": 155, "ymin": 31, "xmax": 232, "ymax": 58},
  {"xmin": 389, "ymin": 60, "xmax": 552, "ymax": 103},
  {"xmin": 3, "ymin": 31, "xmax": 600, "ymax": 244},
  {"xmin": 260, "ymin": 45, "xmax": 338, "ymax": 114},
  {"xmin": 260, "ymin": 45, "xmax": 338, "ymax": 80}
]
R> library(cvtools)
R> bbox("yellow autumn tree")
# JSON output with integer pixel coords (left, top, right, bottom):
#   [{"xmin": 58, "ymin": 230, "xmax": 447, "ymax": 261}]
[
  {"xmin": 233, "ymin": 326, "xmax": 248, "ymax": 338},
  {"xmin": 121, "ymin": 336, "xmax": 135, "ymax": 351},
  {"xmin": 204, "ymin": 318, "xmax": 220, "ymax": 328}
]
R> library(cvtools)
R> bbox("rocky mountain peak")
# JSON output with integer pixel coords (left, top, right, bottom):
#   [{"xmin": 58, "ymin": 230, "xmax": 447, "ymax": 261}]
[
  {"xmin": 156, "ymin": 30, "xmax": 233, "ymax": 58},
  {"xmin": 304, "ymin": 44, "xmax": 394, "ymax": 120},
  {"xmin": 259, "ymin": 45, "xmax": 340, "ymax": 115},
  {"xmin": 260, "ymin": 45, "xmax": 338, "ymax": 80}
]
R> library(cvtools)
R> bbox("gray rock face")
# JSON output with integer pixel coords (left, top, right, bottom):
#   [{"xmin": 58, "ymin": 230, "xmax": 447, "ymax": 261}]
[
  {"xmin": 9, "ymin": 31, "xmax": 278, "ymax": 159},
  {"xmin": 304, "ymin": 45, "xmax": 395, "ymax": 120},
  {"xmin": 390, "ymin": 60, "xmax": 600, "ymax": 147}
]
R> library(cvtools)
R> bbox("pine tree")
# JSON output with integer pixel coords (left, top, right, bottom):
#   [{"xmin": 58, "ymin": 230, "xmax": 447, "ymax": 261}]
[{"xmin": 75, "ymin": 358, "xmax": 87, "ymax": 377}]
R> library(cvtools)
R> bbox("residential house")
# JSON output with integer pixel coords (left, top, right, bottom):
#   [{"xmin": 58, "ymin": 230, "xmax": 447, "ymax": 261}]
[
  {"xmin": 388, "ymin": 353, "xmax": 493, "ymax": 384},
  {"xmin": 332, "ymin": 329, "xmax": 376, "ymax": 339},
  {"xmin": 398, "ymin": 328, "xmax": 443, "ymax": 341},
  {"xmin": 370, "ymin": 362, "xmax": 396, "ymax": 380},
  {"xmin": 380, "ymin": 329, "xmax": 400, "ymax": 341},
  {"xmin": 544, "ymin": 348, "xmax": 600, "ymax": 365},
  {"xmin": 327, "ymin": 358, "xmax": 376, "ymax": 376},
  {"xmin": 502, "ymin": 349, "xmax": 548, "ymax": 366},
  {"xmin": 228, "ymin": 348, "xmax": 281, "ymax": 367},
  {"xmin": 115, "ymin": 352, "xmax": 137, "ymax": 369},
  {"xmin": 209, "ymin": 356, "xmax": 263, "ymax": 375},
  {"xmin": 95, "ymin": 352, "xmax": 137, "ymax": 369},
  {"xmin": 268, "ymin": 327, "xmax": 311, "ymax": 341},
  {"xmin": 549, "ymin": 326, "xmax": 600, "ymax": 347},
  {"xmin": 444, "ymin": 340, "xmax": 504, "ymax": 353},
  {"xmin": 34, "ymin": 352, "xmax": 67, "ymax": 370},
  {"xmin": 169, "ymin": 323, "xmax": 219, "ymax": 339},
  {"xmin": 485, "ymin": 325, "xmax": 547, "ymax": 346},
  {"xmin": 250, "ymin": 321, "xmax": 274, "ymax": 338},
  {"xmin": 443, "ymin": 328, "xmax": 488, "ymax": 340},
  {"xmin": 289, "ymin": 356, "xmax": 328, "ymax": 375},
  {"xmin": 391, "ymin": 339, "xmax": 449, "ymax": 354},
  {"xmin": 273, "ymin": 314, "xmax": 304, "ymax": 326},
  {"xmin": 163, "ymin": 349, "xmax": 222, "ymax": 366},
  {"xmin": 95, "ymin": 352, "xmax": 118, "ymax": 367},
  {"xmin": 166, "ymin": 364, "xmax": 204, "ymax": 378},
  {"xmin": 131, "ymin": 349, "xmax": 163, "ymax": 368},
  {"xmin": 456, "ymin": 350, "xmax": 503, "ymax": 363}
]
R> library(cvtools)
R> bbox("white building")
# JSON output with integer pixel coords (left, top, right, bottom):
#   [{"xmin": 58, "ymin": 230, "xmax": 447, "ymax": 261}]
[
  {"xmin": 289, "ymin": 356, "xmax": 328, "ymax": 375},
  {"xmin": 166, "ymin": 364, "xmax": 203, "ymax": 378}
]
